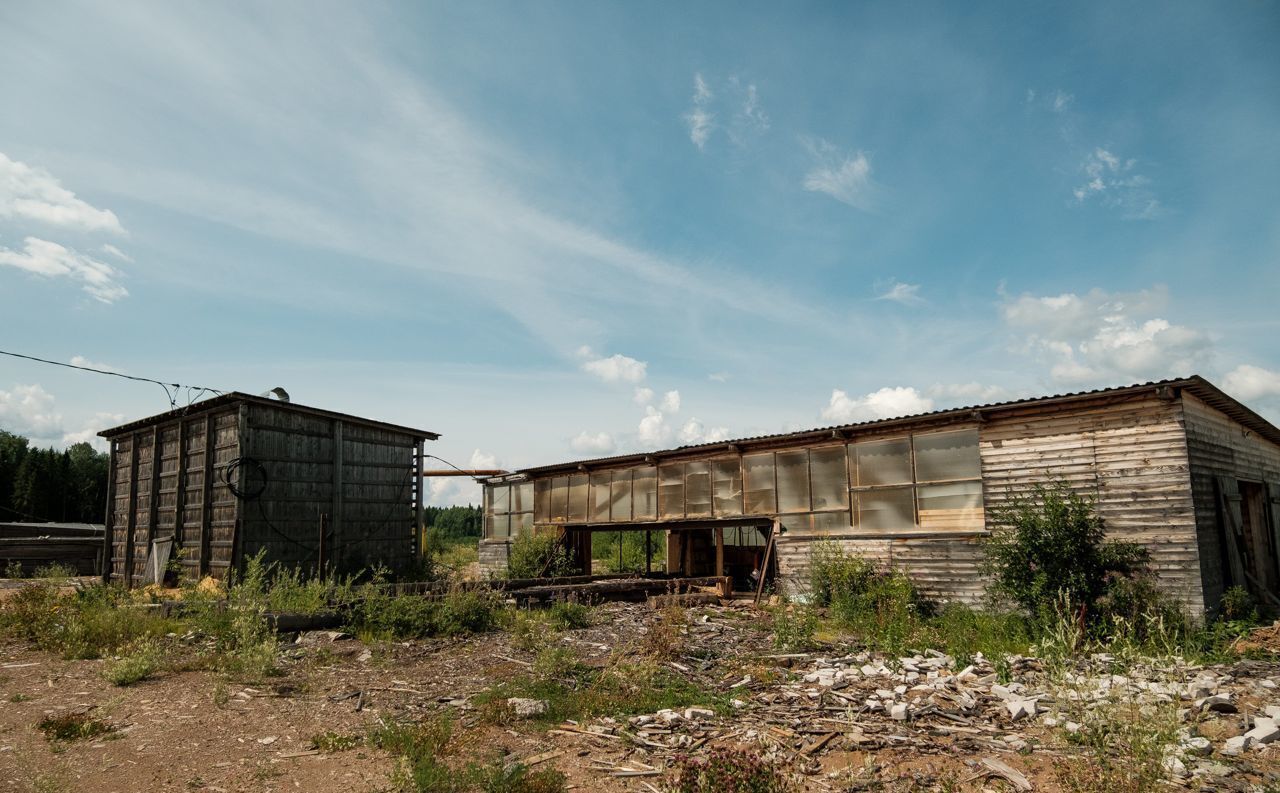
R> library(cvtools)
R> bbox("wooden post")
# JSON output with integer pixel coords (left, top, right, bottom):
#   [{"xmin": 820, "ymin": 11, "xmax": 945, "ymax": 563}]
[
  {"xmin": 331, "ymin": 420, "xmax": 344, "ymax": 574},
  {"xmin": 144, "ymin": 427, "xmax": 162, "ymax": 577},
  {"xmin": 714, "ymin": 526, "xmax": 724, "ymax": 578},
  {"xmin": 198, "ymin": 414, "xmax": 214, "ymax": 577},
  {"xmin": 645, "ymin": 529, "xmax": 652, "ymax": 574},
  {"xmin": 173, "ymin": 419, "xmax": 188, "ymax": 575},
  {"xmin": 754, "ymin": 520, "xmax": 779, "ymax": 606},
  {"xmin": 101, "ymin": 439, "xmax": 118, "ymax": 583},
  {"xmin": 318, "ymin": 512, "xmax": 327, "ymax": 579},
  {"xmin": 123, "ymin": 432, "xmax": 140, "ymax": 587},
  {"xmin": 415, "ymin": 439, "xmax": 425, "ymax": 568}
]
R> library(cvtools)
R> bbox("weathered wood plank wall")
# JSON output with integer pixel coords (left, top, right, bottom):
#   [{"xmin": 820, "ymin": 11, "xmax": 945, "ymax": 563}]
[{"xmin": 1182, "ymin": 393, "xmax": 1280, "ymax": 613}]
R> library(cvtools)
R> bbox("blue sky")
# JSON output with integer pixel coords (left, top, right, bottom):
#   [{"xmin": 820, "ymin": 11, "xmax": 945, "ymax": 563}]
[{"xmin": 1, "ymin": 2, "xmax": 1278, "ymax": 505}]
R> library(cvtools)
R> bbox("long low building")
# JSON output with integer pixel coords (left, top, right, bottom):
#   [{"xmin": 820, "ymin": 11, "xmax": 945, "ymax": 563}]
[{"xmin": 479, "ymin": 376, "xmax": 1280, "ymax": 618}]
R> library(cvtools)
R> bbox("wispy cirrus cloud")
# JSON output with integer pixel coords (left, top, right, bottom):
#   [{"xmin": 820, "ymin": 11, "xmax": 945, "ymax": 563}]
[
  {"xmin": 876, "ymin": 280, "xmax": 923, "ymax": 305},
  {"xmin": 0, "ymin": 151, "xmax": 125, "ymax": 235},
  {"xmin": 802, "ymin": 138, "xmax": 875, "ymax": 211},
  {"xmin": 0, "ymin": 236, "xmax": 128, "ymax": 302},
  {"xmin": 1073, "ymin": 147, "xmax": 1164, "ymax": 220},
  {"xmin": 684, "ymin": 73, "xmax": 715, "ymax": 150}
]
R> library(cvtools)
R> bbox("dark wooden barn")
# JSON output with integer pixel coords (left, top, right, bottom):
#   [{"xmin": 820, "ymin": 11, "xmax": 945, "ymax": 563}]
[{"xmin": 98, "ymin": 393, "xmax": 438, "ymax": 586}]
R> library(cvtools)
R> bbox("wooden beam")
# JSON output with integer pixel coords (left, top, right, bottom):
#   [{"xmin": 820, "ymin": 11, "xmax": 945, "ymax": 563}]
[
  {"xmin": 714, "ymin": 526, "xmax": 724, "ymax": 578},
  {"xmin": 101, "ymin": 439, "xmax": 117, "ymax": 583},
  {"xmin": 420, "ymin": 469, "xmax": 507, "ymax": 477},
  {"xmin": 198, "ymin": 414, "xmax": 214, "ymax": 577},
  {"xmin": 331, "ymin": 419, "xmax": 344, "ymax": 573}
]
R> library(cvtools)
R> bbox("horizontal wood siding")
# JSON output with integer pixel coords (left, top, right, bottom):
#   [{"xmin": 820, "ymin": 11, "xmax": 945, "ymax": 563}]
[
  {"xmin": 981, "ymin": 395, "xmax": 1202, "ymax": 615},
  {"xmin": 775, "ymin": 535, "xmax": 988, "ymax": 605},
  {"xmin": 1182, "ymin": 393, "xmax": 1280, "ymax": 613}
]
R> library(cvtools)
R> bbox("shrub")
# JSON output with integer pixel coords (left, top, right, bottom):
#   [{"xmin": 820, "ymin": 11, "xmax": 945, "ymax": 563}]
[
  {"xmin": 667, "ymin": 747, "xmax": 791, "ymax": 793},
  {"xmin": 643, "ymin": 605, "xmax": 688, "ymax": 660},
  {"xmin": 349, "ymin": 584, "xmax": 505, "ymax": 640},
  {"xmin": 0, "ymin": 580, "xmax": 175, "ymax": 660},
  {"xmin": 371, "ymin": 715, "xmax": 457, "ymax": 793},
  {"xmin": 984, "ymin": 481, "xmax": 1148, "ymax": 619},
  {"xmin": 547, "ymin": 600, "xmax": 592, "ymax": 630},
  {"xmin": 474, "ymin": 760, "xmax": 566, "ymax": 793},
  {"xmin": 1220, "ymin": 585, "xmax": 1257, "ymax": 622},
  {"xmin": 103, "ymin": 639, "xmax": 164, "ymax": 686},
  {"xmin": 311, "ymin": 730, "xmax": 362, "ymax": 752},
  {"xmin": 771, "ymin": 604, "xmax": 817, "ymax": 652},
  {"xmin": 38, "ymin": 711, "xmax": 114, "ymax": 742},
  {"xmin": 507, "ymin": 533, "xmax": 574, "ymax": 579}
]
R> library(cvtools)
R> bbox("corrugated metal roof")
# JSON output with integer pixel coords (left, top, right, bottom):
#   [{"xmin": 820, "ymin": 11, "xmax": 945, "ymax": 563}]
[
  {"xmin": 98, "ymin": 392, "xmax": 440, "ymax": 440},
  {"xmin": 507, "ymin": 376, "xmax": 1280, "ymax": 478}
]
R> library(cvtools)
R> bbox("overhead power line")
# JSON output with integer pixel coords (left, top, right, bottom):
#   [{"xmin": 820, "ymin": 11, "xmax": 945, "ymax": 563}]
[{"xmin": 0, "ymin": 349, "xmax": 227, "ymax": 409}]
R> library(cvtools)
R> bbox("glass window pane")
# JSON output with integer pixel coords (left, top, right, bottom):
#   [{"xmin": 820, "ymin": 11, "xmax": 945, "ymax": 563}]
[
  {"xmin": 779, "ymin": 513, "xmax": 810, "ymax": 533},
  {"xmin": 610, "ymin": 470, "xmax": 633, "ymax": 522},
  {"xmin": 551, "ymin": 476, "xmax": 569, "ymax": 521},
  {"xmin": 712, "ymin": 458, "xmax": 743, "ymax": 516},
  {"xmin": 857, "ymin": 486, "xmax": 915, "ymax": 530},
  {"xmin": 568, "ymin": 474, "xmax": 589, "ymax": 522},
  {"xmin": 743, "ymin": 453, "xmax": 776, "ymax": 514},
  {"xmin": 514, "ymin": 513, "xmax": 533, "ymax": 534},
  {"xmin": 512, "ymin": 482, "xmax": 533, "ymax": 514},
  {"xmin": 590, "ymin": 472, "xmax": 612, "ymax": 522},
  {"xmin": 633, "ymin": 467, "xmax": 657, "ymax": 520},
  {"xmin": 483, "ymin": 512, "xmax": 496, "ymax": 537},
  {"xmin": 812, "ymin": 510, "xmax": 852, "ymax": 534},
  {"xmin": 914, "ymin": 429, "xmax": 981, "ymax": 482},
  {"xmin": 659, "ymin": 463, "xmax": 685, "ymax": 519},
  {"xmin": 853, "ymin": 438, "xmax": 913, "ymax": 487},
  {"xmin": 534, "ymin": 479, "xmax": 551, "ymax": 522},
  {"xmin": 776, "ymin": 450, "xmax": 810, "ymax": 513},
  {"xmin": 490, "ymin": 485, "xmax": 510, "ymax": 515},
  {"xmin": 685, "ymin": 461, "xmax": 712, "ymax": 517},
  {"xmin": 917, "ymin": 481, "xmax": 984, "ymax": 530},
  {"xmin": 809, "ymin": 446, "xmax": 849, "ymax": 510},
  {"xmin": 493, "ymin": 513, "xmax": 511, "ymax": 539}
]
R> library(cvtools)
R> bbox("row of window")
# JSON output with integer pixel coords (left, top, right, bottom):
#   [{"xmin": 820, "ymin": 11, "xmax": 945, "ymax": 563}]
[{"xmin": 484, "ymin": 428, "xmax": 983, "ymax": 537}]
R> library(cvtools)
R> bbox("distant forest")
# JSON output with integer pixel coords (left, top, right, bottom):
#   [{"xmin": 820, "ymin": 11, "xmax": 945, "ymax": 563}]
[
  {"xmin": 0, "ymin": 430, "xmax": 109, "ymax": 524},
  {"xmin": 422, "ymin": 504, "xmax": 482, "ymax": 541}
]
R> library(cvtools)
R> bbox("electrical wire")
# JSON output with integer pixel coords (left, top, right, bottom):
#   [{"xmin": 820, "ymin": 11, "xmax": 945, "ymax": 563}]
[
  {"xmin": 422, "ymin": 453, "xmax": 492, "ymax": 483},
  {"xmin": 0, "ymin": 349, "xmax": 226, "ymax": 409}
]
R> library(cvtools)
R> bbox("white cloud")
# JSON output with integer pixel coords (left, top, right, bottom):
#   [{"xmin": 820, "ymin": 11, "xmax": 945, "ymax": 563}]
[
  {"xmin": 802, "ymin": 139, "xmax": 875, "ymax": 211},
  {"xmin": 739, "ymin": 82, "xmax": 769, "ymax": 132},
  {"xmin": 638, "ymin": 406, "xmax": 668, "ymax": 448},
  {"xmin": 678, "ymin": 417, "xmax": 729, "ymax": 445},
  {"xmin": 0, "ymin": 151, "xmax": 125, "ymax": 235},
  {"xmin": 100, "ymin": 243, "xmax": 133, "ymax": 262},
  {"xmin": 0, "ymin": 236, "xmax": 128, "ymax": 302},
  {"xmin": 927, "ymin": 382, "xmax": 1011, "ymax": 404},
  {"xmin": 821, "ymin": 386, "xmax": 934, "ymax": 423},
  {"xmin": 876, "ymin": 280, "xmax": 923, "ymax": 305},
  {"xmin": 61, "ymin": 411, "xmax": 124, "ymax": 450},
  {"xmin": 1052, "ymin": 90, "xmax": 1073, "ymax": 113},
  {"xmin": 1222, "ymin": 364, "xmax": 1280, "ymax": 402},
  {"xmin": 570, "ymin": 430, "xmax": 616, "ymax": 455},
  {"xmin": 425, "ymin": 448, "xmax": 500, "ymax": 507},
  {"xmin": 0, "ymin": 383, "xmax": 63, "ymax": 440},
  {"xmin": 707, "ymin": 372, "xmax": 730, "ymax": 383},
  {"xmin": 69, "ymin": 355, "xmax": 120, "ymax": 373},
  {"xmin": 684, "ymin": 73, "xmax": 715, "ymax": 150},
  {"xmin": 660, "ymin": 390, "xmax": 681, "ymax": 413},
  {"xmin": 1072, "ymin": 147, "xmax": 1164, "ymax": 220},
  {"xmin": 633, "ymin": 387, "xmax": 654, "ymax": 405},
  {"xmin": 1001, "ymin": 287, "xmax": 1210, "ymax": 386},
  {"xmin": 580, "ymin": 349, "xmax": 647, "ymax": 384}
]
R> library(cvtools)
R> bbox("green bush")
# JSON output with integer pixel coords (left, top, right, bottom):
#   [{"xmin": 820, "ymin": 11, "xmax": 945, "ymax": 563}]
[
  {"xmin": 507, "ymin": 533, "xmax": 574, "ymax": 579},
  {"xmin": 1220, "ymin": 585, "xmax": 1257, "ymax": 622},
  {"xmin": 546, "ymin": 600, "xmax": 592, "ymax": 630},
  {"xmin": 103, "ymin": 639, "xmax": 164, "ymax": 686},
  {"xmin": 668, "ymin": 747, "xmax": 791, "ymax": 793},
  {"xmin": 474, "ymin": 761, "xmax": 566, "ymax": 793},
  {"xmin": 348, "ymin": 584, "xmax": 505, "ymax": 640},
  {"xmin": 984, "ymin": 481, "xmax": 1148, "ymax": 618},
  {"xmin": 771, "ymin": 604, "xmax": 817, "ymax": 652},
  {"xmin": 0, "ymin": 580, "xmax": 176, "ymax": 660}
]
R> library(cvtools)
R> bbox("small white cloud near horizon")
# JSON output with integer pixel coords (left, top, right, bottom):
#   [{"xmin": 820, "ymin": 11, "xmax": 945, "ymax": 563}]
[
  {"xmin": 578, "ymin": 346, "xmax": 648, "ymax": 384},
  {"xmin": 69, "ymin": 355, "xmax": 120, "ymax": 373},
  {"xmin": 876, "ymin": 280, "xmax": 923, "ymax": 305},
  {"xmin": 0, "ymin": 236, "xmax": 128, "ymax": 302},
  {"xmin": 821, "ymin": 386, "xmax": 934, "ymax": 423},
  {"xmin": 802, "ymin": 138, "xmax": 875, "ymax": 211},
  {"xmin": 1072, "ymin": 147, "xmax": 1164, "ymax": 220},
  {"xmin": 571, "ymin": 430, "xmax": 616, "ymax": 455},
  {"xmin": 684, "ymin": 73, "xmax": 715, "ymax": 150},
  {"xmin": 1222, "ymin": 364, "xmax": 1280, "ymax": 402},
  {"xmin": 927, "ymin": 382, "xmax": 1012, "ymax": 405},
  {"xmin": 426, "ymin": 448, "xmax": 500, "ymax": 507},
  {"xmin": 633, "ymin": 386, "xmax": 655, "ymax": 405},
  {"xmin": 0, "ymin": 151, "xmax": 125, "ymax": 235},
  {"xmin": 638, "ymin": 405, "xmax": 667, "ymax": 447},
  {"xmin": 678, "ymin": 417, "xmax": 729, "ymax": 445},
  {"xmin": 660, "ymin": 390, "xmax": 681, "ymax": 413},
  {"xmin": 1002, "ymin": 286, "xmax": 1210, "ymax": 386}
]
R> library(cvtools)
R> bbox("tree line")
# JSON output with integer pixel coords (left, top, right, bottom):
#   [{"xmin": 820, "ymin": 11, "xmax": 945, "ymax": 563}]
[
  {"xmin": 421, "ymin": 504, "xmax": 482, "ymax": 541},
  {"xmin": 0, "ymin": 430, "xmax": 109, "ymax": 524}
]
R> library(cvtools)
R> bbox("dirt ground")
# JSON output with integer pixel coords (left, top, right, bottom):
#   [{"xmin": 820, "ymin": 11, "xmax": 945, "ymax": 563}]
[{"xmin": 3, "ymin": 598, "xmax": 1280, "ymax": 793}]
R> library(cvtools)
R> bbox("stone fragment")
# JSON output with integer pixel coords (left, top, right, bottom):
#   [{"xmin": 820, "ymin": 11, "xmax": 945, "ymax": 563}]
[
  {"xmin": 1222, "ymin": 735, "xmax": 1252, "ymax": 756},
  {"xmin": 506, "ymin": 698, "xmax": 549, "ymax": 718},
  {"xmin": 889, "ymin": 703, "xmax": 909, "ymax": 720},
  {"xmin": 1244, "ymin": 717, "xmax": 1280, "ymax": 745},
  {"xmin": 1005, "ymin": 699, "xmax": 1037, "ymax": 721},
  {"xmin": 1181, "ymin": 736, "xmax": 1212, "ymax": 756},
  {"xmin": 683, "ymin": 707, "xmax": 715, "ymax": 720}
]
